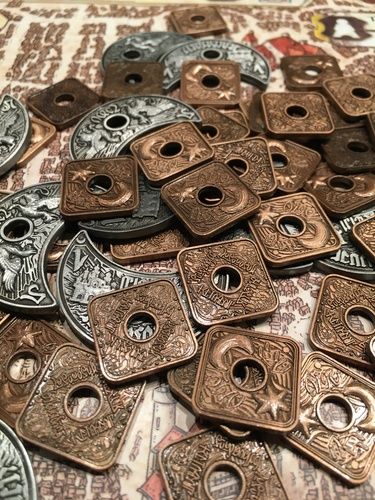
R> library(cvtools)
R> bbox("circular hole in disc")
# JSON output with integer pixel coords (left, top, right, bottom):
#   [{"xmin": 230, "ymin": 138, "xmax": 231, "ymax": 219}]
[
  {"xmin": 206, "ymin": 463, "xmax": 243, "ymax": 500},
  {"xmin": 226, "ymin": 158, "xmax": 248, "ymax": 176},
  {"xmin": 318, "ymin": 395, "xmax": 353, "ymax": 431},
  {"xmin": 2, "ymin": 218, "xmax": 32, "ymax": 241},
  {"xmin": 277, "ymin": 215, "xmax": 305, "ymax": 236},
  {"xmin": 201, "ymin": 124, "xmax": 219, "ymax": 139},
  {"xmin": 351, "ymin": 87, "xmax": 372, "ymax": 100},
  {"xmin": 105, "ymin": 114, "xmax": 129, "ymax": 130},
  {"xmin": 304, "ymin": 66, "xmax": 321, "ymax": 77},
  {"xmin": 271, "ymin": 152, "xmax": 289, "ymax": 169},
  {"xmin": 231, "ymin": 358, "xmax": 266, "ymax": 391},
  {"xmin": 197, "ymin": 185, "xmax": 223, "ymax": 206},
  {"xmin": 347, "ymin": 141, "xmax": 369, "ymax": 153},
  {"xmin": 122, "ymin": 49, "xmax": 141, "ymax": 60},
  {"xmin": 7, "ymin": 352, "xmax": 39, "ymax": 383},
  {"xmin": 159, "ymin": 141, "xmax": 183, "ymax": 158},
  {"xmin": 54, "ymin": 93, "xmax": 75, "ymax": 106},
  {"xmin": 87, "ymin": 175, "xmax": 113, "ymax": 195},
  {"xmin": 212, "ymin": 266, "xmax": 242, "ymax": 293},
  {"xmin": 201, "ymin": 74, "xmax": 221, "ymax": 89},
  {"xmin": 190, "ymin": 14, "xmax": 205, "ymax": 23},
  {"xmin": 286, "ymin": 105, "xmax": 308, "ymax": 119},
  {"xmin": 328, "ymin": 176, "xmax": 355, "ymax": 192},
  {"xmin": 203, "ymin": 49, "xmax": 221, "ymax": 60},
  {"xmin": 126, "ymin": 312, "xmax": 157, "ymax": 341},
  {"xmin": 66, "ymin": 386, "xmax": 101, "ymax": 420},
  {"xmin": 346, "ymin": 307, "xmax": 375, "ymax": 335},
  {"xmin": 125, "ymin": 73, "xmax": 143, "ymax": 85}
]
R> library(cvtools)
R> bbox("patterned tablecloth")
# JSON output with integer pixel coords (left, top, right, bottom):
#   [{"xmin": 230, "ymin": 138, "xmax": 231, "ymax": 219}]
[{"xmin": 0, "ymin": 1, "xmax": 375, "ymax": 499}]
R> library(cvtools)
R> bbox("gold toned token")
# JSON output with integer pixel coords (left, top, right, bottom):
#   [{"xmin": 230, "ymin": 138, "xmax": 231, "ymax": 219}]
[
  {"xmin": 17, "ymin": 344, "xmax": 144, "ymax": 471},
  {"xmin": 177, "ymin": 240, "xmax": 278, "ymax": 326},
  {"xmin": 17, "ymin": 117, "xmax": 56, "ymax": 167},
  {"xmin": 286, "ymin": 352, "xmax": 375, "ymax": 485},
  {"xmin": 169, "ymin": 7, "xmax": 228, "ymax": 37},
  {"xmin": 352, "ymin": 215, "xmax": 375, "ymax": 262},
  {"xmin": 159, "ymin": 429, "xmax": 289, "ymax": 500},
  {"xmin": 192, "ymin": 326, "xmax": 301, "ymax": 431},
  {"xmin": 89, "ymin": 280, "xmax": 197, "ymax": 383},
  {"xmin": 198, "ymin": 106, "xmax": 249, "ymax": 144},
  {"xmin": 249, "ymin": 192, "xmax": 341, "ymax": 267},
  {"xmin": 281, "ymin": 55, "xmax": 342, "ymax": 91},
  {"xmin": 130, "ymin": 122, "xmax": 213, "ymax": 186},
  {"xmin": 309, "ymin": 275, "xmax": 375, "ymax": 369}
]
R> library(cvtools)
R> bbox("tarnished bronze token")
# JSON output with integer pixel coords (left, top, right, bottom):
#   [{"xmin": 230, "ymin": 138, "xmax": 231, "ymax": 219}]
[
  {"xmin": 304, "ymin": 162, "xmax": 375, "ymax": 219},
  {"xmin": 309, "ymin": 275, "xmax": 375, "ymax": 369},
  {"xmin": 169, "ymin": 7, "xmax": 227, "ymax": 36},
  {"xmin": 213, "ymin": 137, "xmax": 277, "ymax": 198},
  {"xmin": 281, "ymin": 55, "xmax": 342, "ymax": 91},
  {"xmin": 286, "ymin": 352, "xmax": 375, "ymax": 485},
  {"xmin": 261, "ymin": 92, "xmax": 334, "ymax": 138},
  {"xmin": 192, "ymin": 326, "xmax": 301, "ymax": 431},
  {"xmin": 130, "ymin": 121, "xmax": 213, "ymax": 186},
  {"xmin": 323, "ymin": 74, "xmax": 375, "ymax": 119},
  {"xmin": 89, "ymin": 280, "xmax": 197, "ymax": 383},
  {"xmin": 60, "ymin": 156, "xmax": 138, "ymax": 220},
  {"xmin": 27, "ymin": 78, "xmax": 100, "ymax": 130},
  {"xmin": 101, "ymin": 62, "xmax": 164, "ymax": 100},
  {"xmin": 17, "ymin": 117, "xmax": 56, "ymax": 167},
  {"xmin": 352, "ymin": 215, "xmax": 375, "ymax": 262},
  {"xmin": 180, "ymin": 61, "xmax": 241, "ymax": 108},
  {"xmin": 219, "ymin": 108, "xmax": 248, "ymax": 128},
  {"xmin": 249, "ymin": 192, "xmax": 341, "ymax": 267},
  {"xmin": 17, "ymin": 344, "xmax": 144, "ymax": 471},
  {"xmin": 0, "ymin": 317, "xmax": 71, "ymax": 427},
  {"xmin": 242, "ymin": 93, "xmax": 266, "ymax": 135},
  {"xmin": 327, "ymin": 100, "xmax": 365, "ymax": 131},
  {"xmin": 159, "ymin": 429, "xmax": 289, "ymax": 500},
  {"xmin": 161, "ymin": 161, "xmax": 260, "ymax": 239},
  {"xmin": 265, "ymin": 138, "xmax": 320, "ymax": 193},
  {"xmin": 198, "ymin": 106, "xmax": 249, "ymax": 144},
  {"xmin": 177, "ymin": 240, "xmax": 278, "ymax": 326},
  {"xmin": 367, "ymin": 112, "xmax": 375, "ymax": 146}
]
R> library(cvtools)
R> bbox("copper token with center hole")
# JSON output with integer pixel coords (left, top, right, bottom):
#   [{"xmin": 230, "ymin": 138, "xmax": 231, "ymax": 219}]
[
  {"xmin": 169, "ymin": 7, "xmax": 228, "ymax": 37},
  {"xmin": 351, "ymin": 215, "xmax": 375, "ymax": 262},
  {"xmin": 281, "ymin": 55, "xmax": 342, "ymax": 91},
  {"xmin": 17, "ymin": 117, "xmax": 56, "ymax": 167},
  {"xmin": 198, "ymin": 106, "xmax": 249, "ymax": 144}
]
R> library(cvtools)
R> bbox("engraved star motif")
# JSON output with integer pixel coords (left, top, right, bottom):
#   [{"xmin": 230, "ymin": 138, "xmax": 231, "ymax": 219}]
[
  {"xmin": 188, "ymin": 144, "xmax": 206, "ymax": 161},
  {"xmin": 279, "ymin": 174, "xmax": 297, "ymax": 187},
  {"xmin": 9, "ymin": 323, "xmax": 42, "ymax": 349},
  {"xmin": 309, "ymin": 177, "xmax": 327, "ymax": 189},
  {"xmin": 258, "ymin": 206, "xmax": 278, "ymax": 225},
  {"xmin": 254, "ymin": 384, "xmax": 290, "ymax": 420},
  {"xmin": 217, "ymin": 89, "xmax": 236, "ymax": 100},
  {"xmin": 299, "ymin": 405, "xmax": 318, "ymax": 439},
  {"xmin": 178, "ymin": 186, "xmax": 196, "ymax": 202},
  {"xmin": 71, "ymin": 169, "xmax": 95, "ymax": 181}
]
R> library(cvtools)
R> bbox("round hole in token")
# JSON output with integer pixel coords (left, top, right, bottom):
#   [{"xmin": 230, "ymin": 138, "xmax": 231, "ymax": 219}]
[
  {"xmin": 122, "ymin": 49, "xmax": 141, "ymax": 60},
  {"xmin": 304, "ymin": 66, "xmax": 321, "ymax": 77},
  {"xmin": 87, "ymin": 175, "xmax": 113, "ymax": 195},
  {"xmin": 347, "ymin": 141, "xmax": 369, "ymax": 153},
  {"xmin": 271, "ymin": 152, "xmax": 289, "ymax": 169},
  {"xmin": 126, "ymin": 311, "xmax": 157, "ymax": 342},
  {"xmin": 277, "ymin": 215, "xmax": 305, "ymax": 237},
  {"xmin": 328, "ymin": 176, "xmax": 355, "ymax": 192},
  {"xmin": 345, "ymin": 306, "xmax": 375, "ymax": 335},
  {"xmin": 7, "ymin": 351, "xmax": 40, "ymax": 384},
  {"xmin": 204, "ymin": 461, "xmax": 245, "ymax": 500},
  {"xmin": 226, "ymin": 157, "xmax": 248, "ymax": 176},
  {"xmin": 104, "ymin": 113, "xmax": 129, "ymax": 130},
  {"xmin": 317, "ymin": 394, "xmax": 354, "ymax": 432},
  {"xmin": 54, "ymin": 93, "xmax": 75, "ymax": 106},
  {"xmin": 190, "ymin": 14, "xmax": 205, "ymax": 23},
  {"xmin": 231, "ymin": 358, "xmax": 267, "ymax": 392},
  {"xmin": 351, "ymin": 87, "xmax": 372, "ymax": 100},
  {"xmin": 65, "ymin": 384, "xmax": 102, "ymax": 421},
  {"xmin": 201, "ymin": 74, "xmax": 221, "ymax": 89},
  {"xmin": 1, "ymin": 217, "xmax": 33, "ymax": 242},
  {"xmin": 202, "ymin": 49, "xmax": 222, "ymax": 60},
  {"xmin": 201, "ymin": 124, "xmax": 219, "ymax": 139},
  {"xmin": 286, "ymin": 105, "xmax": 308, "ymax": 119},
  {"xmin": 197, "ymin": 185, "xmax": 223, "ymax": 206},
  {"xmin": 159, "ymin": 141, "xmax": 183, "ymax": 158},
  {"xmin": 125, "ymin": 73, "xmax": 143, "ymax": 85},
  {"xmin": 212, "ymin": 266, "xmax": 242, "ymax": 293}
]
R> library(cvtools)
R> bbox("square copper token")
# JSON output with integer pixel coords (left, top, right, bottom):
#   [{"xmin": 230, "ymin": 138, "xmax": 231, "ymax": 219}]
[
  {"xmin": 304, "ymin": 162, "xmax": 375, "ymax": 219},
  {"xmin": 161, "ymin": 161, "xmax": 261, "ymax": 239},
  {"xmin": 17, "ymin": 117, "xmax": 56, "ymax": 167},
  {"xmin": 159, "ymin": 429, "xmax": 289, "ymax": 500},
  {"xmin": 16, "ymin": 344, "xmax": 144, "ymax": 471},
  {"xmin": 323, "ymin": 74, "xmax": 375, "ymax": 119},
  {"xmin": 286, "ymin": 352, "xmax": 375, "ymax": 485},
  {"xmin": 177, "ymin": 239, "xmax": 278, "ymax": 326},
  {"xmin": 327, "ymin": 100, "xmax": 365, "ymax": 131},
  {"xmin": 27, "ymin": 78, "xmax": 100, "ymax": 130},
  {"xmin": 89, "ymin": 280, "xmax": 197, "ymax": 384},
  {"xmin": 352, "ymin": 215, "xmax": 375, "ymax": 262},
  {"xmin": 281, "ymin": 55, "xmax": 342, "ymax": 91},
  {"xmin": 60, "ymin": 156, "xmax": 138, "ymax": 220},
  {"xmin": 261, "ymin": 92, "xmax": 334, "ymax": 138},
  {"xmin": 130, "ymin": 121, "xmax": 213, "ymax": 186},
  {"xmin": 309, "ymin": 275, "xmax": 375, "ymax": 369},
  {"xmin": 0, "ymin": 317, "xmax": 71, "ymax": 428},
  {"xmin": 169, "ymin": 7, "xmax": 227, "ymax": 37},
  {"xmin": 266, "ymin": 138, "xmax": 320, "ymax": 193},
  {"xmin": 248, "ymin": 192, "xmax": 341, "ymax": 266},
  {"xmin": 180, "ymin": 61, "xmax": 241, "ymax": 108},
  {"xmin": 192, "ymin": 326, "xmax": 301, "ymax": 431},
  {"xmin": 102, "ymin": 62, "xmax": 164, "ymax": 100},
  {"xmin": 213, "ymin": 137, "xmax": 277, "ymax": 198},
  {"xmin": 198, "ymin": 106, "xmax": 249, "ymax": 144}
]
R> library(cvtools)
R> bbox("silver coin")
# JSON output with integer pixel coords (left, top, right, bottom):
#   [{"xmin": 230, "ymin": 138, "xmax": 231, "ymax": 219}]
[
  {"xmin": 0, "ymin": 183, "xmax": 63, "ymax": 314},
  {"xmin": 0, "ymin": 419, "xmax": 37, "ymax": 500},
  {"xmin": 0, "ymin": 95, "xmax": 31, "ymax": 176},
  {"xmin": 315, "ymin": 207, "xmax": 375, "ymax": 281},
  {"xmin": 160, "ymin": 39, "xmax": 270, "ymax": 90},
  {"xmin": 69, "ymin": 95, "xmax": 200, "ymax": 160},
  {"xmin": 101, "ymin": 32, "xmax": 193, "ymax": 71}
]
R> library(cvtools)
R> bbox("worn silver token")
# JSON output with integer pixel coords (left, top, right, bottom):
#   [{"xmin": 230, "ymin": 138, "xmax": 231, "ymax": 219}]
[
  {"xmin": 160, "ymin": 39, "xmax": 270, "ymax": 90},
  {"xmin": 315, "ymin": 207, "xmax": 375, "ymax": 281},
  {"xmin": 101, "ymin": 32, "xmax": 193, "ymax": 71},
  {"xmin": 0, "ymin": 95, "xmax": 31, "ymax": 176},
  {"xmin": 0, "ymin": 183, "xmax": 63, "ymax": 314},
  {"xmin": 0, "ymin": 419, "xmax": 37, "ymax": 500},
  {"xmin": 69, "ymin": 95, "xmax": 200, "ymax": 160}
]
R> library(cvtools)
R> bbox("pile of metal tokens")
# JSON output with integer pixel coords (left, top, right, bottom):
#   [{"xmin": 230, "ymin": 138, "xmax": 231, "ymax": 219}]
[{"xmin": 0, "ymin": 6, "xmax": 375, "ymax": 499}]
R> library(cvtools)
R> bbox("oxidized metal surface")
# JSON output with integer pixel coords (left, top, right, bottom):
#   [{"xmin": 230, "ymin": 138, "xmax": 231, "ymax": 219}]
[
  {"xmin": 213, "ymin": 137, "xmax": 277, "ymax": 198},
  {"xmin": 18, "ymin": 117, "xmax": 56, "ymax": 168},
  {"xmin": 60, "ymin": 156, "xmax": 139, "ymax": 220},
  {"xmin": 110, "ymin": 228, "xmax": 189, "ymax": 264},
  {"xmin": 177, "ymin": 239, "xmax": 278, "ymax": 325},
  {"xmin": 327, "ymin": 101, "xmax": 365, "ymax": 131},
  {"xmin": 0, "ymin": 419, "xmax": 37, "ymax": 500},
  {"xmin": 265, "ymin": 138, "xmax": 320, "ymax": 193},
  {"xmin": 367, "ymin": 112, "xmax": 375, "ymax": 146},
  {"xmin": 0, "ymin": 317, "xmax": 71, "ymax": 426},
  {"xmin": 323, "ymin": 74, "xmax": 375, "ymax": 119},
  {"xmin": 160, "ymin": 38, "xmax": 270, "ymax": 90},
  {"xmin": 304, "ymin": 162, "xmax": 375, "ymax": 219},
  {"xmin": 159, "ymin": 430, "xmax": 288, "ymax": 500},
  {"xmin": 130, "ymin": 121, "xmax": 213, "ymax": 185},
  {"xmin": 192, "ymin": 326, "xmax": 301, "ymax": 431},
  {"xmin": 169, "ymin": 7, "xmax": 227, "ymax": 37},
  {"xmin": 249, "ymin": 193, "xmax": 341, "ymax": 267},
  {"xmin": 262, "ymin": 92, "xmax": 334, "ymax": 138},
  {"xmin": 0, "ymin": 94, "xmax": 31, "ymax": 176},
  {"xmin": 0, "ymin": 183, "xmax": 63, "ymax": 314},
  {"xmin": 309, "ymin": 275, "xmax": 375, "ymax": 369},
  {"xmin": 102, "ymin": 62, "xmax": 164, "ymax": 100},
  {"xmin": 281, "ymin": 55, "xmax": 342, "ymax": 91},
  {"xmin": 180, "ymin": 61, "xmax": 241, "ymax": 108},
  {"xmin": 198, "ymin": 106, "xmax": 249, "ymax": 144},
  {"xmin": 161, "ymin": 162, "xmax": 260, "ymax": 238},
  {"xmin": 89, "ymin": 280, "xmax": 197, "ymax": 383},
  {"xmin": 70, "ymin": 95, "xmax": 201, "ymax": 160},
  {"xmin": 17, "ymin": 344, "xmax": 144, "ymax": 471},
  {"xmin": 352, "ymin": 215, "xmax": 375, "ymax": 262},
  {"xmin": 286, "ymin": 352, "xmax": 375, "ymax": 485},
  {"xmin": 27, "ymin": 78, "xmax": 100, "ymax": 131}
]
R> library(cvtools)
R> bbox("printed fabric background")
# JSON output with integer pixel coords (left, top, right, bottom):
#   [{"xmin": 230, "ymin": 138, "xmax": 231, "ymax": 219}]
[{"xmin": 0, "ymin": 0, "xmax": 375, "ymax": 498}]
